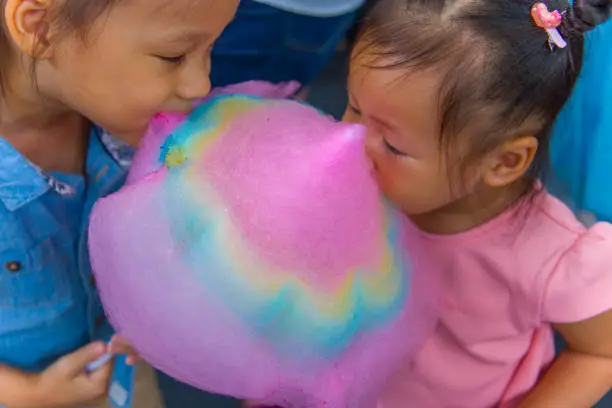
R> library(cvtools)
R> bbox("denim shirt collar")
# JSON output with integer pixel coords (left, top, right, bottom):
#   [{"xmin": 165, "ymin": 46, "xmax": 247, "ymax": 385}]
[
  {"xmin": 0, "ymin": 127, "xmax": 132, "ymax": 212},
  {"xmin": 0, "ymin": 139, "xmax": 49, "ymax": 211}
]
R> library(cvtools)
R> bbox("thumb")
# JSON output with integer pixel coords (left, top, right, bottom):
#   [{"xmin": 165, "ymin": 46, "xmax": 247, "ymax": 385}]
[
  {"xmin": 275, "ymin": 81, "xmax": 302, "ymax": 98},
  {"xmin": 88, "ymin": 356, "xmax": 114, "ymax": 386},
  {"xmin": 56, "ymin": 342, "xmax": 108, "ymax": 376}
]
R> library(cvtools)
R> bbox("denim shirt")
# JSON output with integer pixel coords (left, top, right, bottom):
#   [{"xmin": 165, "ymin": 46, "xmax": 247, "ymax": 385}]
[{"xmin": 0, "ymin": 127, "xmax": 135, "ymax": 407}]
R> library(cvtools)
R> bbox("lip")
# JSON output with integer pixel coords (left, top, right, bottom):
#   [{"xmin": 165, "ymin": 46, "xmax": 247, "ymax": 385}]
[
  {"xmin": 164, "ymin": 107, "xmax": 195, "ymax": 115},
  {"xmin": 369, "ymin": 163, "xmax": 380, "ymax": 180},
  {"xmin": 160, "ymin": 101, "xmax": 198, "ymax": 115},
  {"xmin": 370, "ymin": 160, "xmax": 380, "ymax": 173}
]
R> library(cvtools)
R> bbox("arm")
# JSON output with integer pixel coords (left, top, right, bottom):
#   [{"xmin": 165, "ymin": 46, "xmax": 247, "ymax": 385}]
[
  {"xmin": 0, "ymin": 363, "xmax": 38, "ymax": 407},
  {"xmin": 519, "ymin": 309, "xmax": 612, "ymax": 408}
]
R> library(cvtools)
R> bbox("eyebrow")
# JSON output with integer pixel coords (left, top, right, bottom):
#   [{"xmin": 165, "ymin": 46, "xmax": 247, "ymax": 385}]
[
  {"xmin": 372, "ymin": 116, "xmax": 396, "ymax": 132},
  {"xmin": 162, "ymin": 30, "xmax": 210, "ymax": 43},
  {"xmin": 348, "ymin": 89, "xmax": 399, "ymax": 133}
]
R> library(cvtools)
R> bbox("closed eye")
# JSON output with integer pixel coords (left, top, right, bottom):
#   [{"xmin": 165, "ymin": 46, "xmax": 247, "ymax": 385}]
[
  {"xmin": 383, "ymin": 137, "xmax": 407, "ymax": 156},
  {"xmin": 348, "ymin": 104, "xmax": 361, "ymax": 116},
  {"xmin": 156, "ymin": 54, "xmax": 186, "ymax": 64}
]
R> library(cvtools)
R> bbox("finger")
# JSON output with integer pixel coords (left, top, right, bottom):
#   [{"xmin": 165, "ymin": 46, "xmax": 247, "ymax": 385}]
[
  {"xmin": 56, "ymin": 342, "xmax": 108, "ymax": 376},
  {"xmin": 109, "ymin": 336, "xmax": 143, "ymax": 364},
  {"xmin": 125, "ymin": 355, "xmax": 143, "ymax": 365},
  {"xmin": 72, "ymin": 373, "xmax": 111, "ymax": 406},
  {"xmin": 110, "ymin": 334, "xmax": 128, "ymax": 346},
  {"xmin": 212, "ymin": 80, "xmax": 302, "ymax": 99},
  {"xmin": 88, "ymin": 357, "xmax": 114, "ymax": 389},
  {"xmin": 109, "ymin": 336, "xmax": 138, "ymax": 358},
  {"xmin": 250, "ymin": 80, "xmax": 301, "ymax": 98},
  {"xmin": 109, "ymin": 335, "xmax": 131, "ymax": 353},
  {"xmin": 109, "ymin": 344, "xmax": 131, "ymax": 355},
  {"xmin": 277, "ymin": 81, "xmax": 302, "ymax": 98},
  {"xmin": 109, "ymin": 334, "xmax": 127, "ymax": 346},
  {"xmin": 109, "ymin": 347, "xmax": 138, "ymax": 362}
]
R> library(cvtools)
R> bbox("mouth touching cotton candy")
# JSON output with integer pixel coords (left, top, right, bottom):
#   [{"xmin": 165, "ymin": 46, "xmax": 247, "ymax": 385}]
[{"xmin": 89, "ymin": 91, "xmax": 439, "ymax": 408}]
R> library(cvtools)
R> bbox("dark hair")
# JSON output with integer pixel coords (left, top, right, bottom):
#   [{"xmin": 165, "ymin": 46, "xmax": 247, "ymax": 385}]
[
  {"xmin": 358, "ymin": 0, "xmax": 611, "ymax": 195},
  {"xmin": 0, "ymin": 0, "xmax": 116, "ymax": 94}
]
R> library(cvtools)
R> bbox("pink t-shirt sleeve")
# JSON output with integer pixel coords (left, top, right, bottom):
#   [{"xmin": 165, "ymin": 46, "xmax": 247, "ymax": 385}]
[{"xmin": 542, "ymin": 222, "xmax": 612, "ymax": 324}]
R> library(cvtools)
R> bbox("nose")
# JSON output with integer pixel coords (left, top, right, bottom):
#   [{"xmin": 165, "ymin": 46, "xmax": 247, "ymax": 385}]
[
  {"xmin": 341, "ymin": 106, "xmax": 360, "ymax": 124},
  {"xmin": 176, "ymin": 59, "xmax": 212, "ymax": 101},
  {"xmin": 364, "ymin": 132, "xmax": 377, "ymax": 159}
]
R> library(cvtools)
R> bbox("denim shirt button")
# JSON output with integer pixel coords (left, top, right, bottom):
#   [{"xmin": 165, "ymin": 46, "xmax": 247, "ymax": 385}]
[
  {"xmin": 90, "ymin": 275, "xmax": 96, "ymax": 285},
  {"xmin": 5, "ymin": 261, "xmax": 22, "ymax": 273},
  {"xmin": 95, "ymin": 315, "xmax": 105, "ymax": 327}
]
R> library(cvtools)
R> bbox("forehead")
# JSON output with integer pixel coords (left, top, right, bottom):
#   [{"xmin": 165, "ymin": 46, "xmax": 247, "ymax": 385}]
[
  {"xmin": 109, "ymin": 0, "xmax": 237, "ymax": 39},
  {"xmin": 348, "ymin": 48, "xmax": 442, "ymax": 138}
]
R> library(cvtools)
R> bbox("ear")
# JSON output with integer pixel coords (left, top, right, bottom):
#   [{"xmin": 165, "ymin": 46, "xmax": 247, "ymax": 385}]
[
  {"xmin": 483, "ymin": 136, "xmax": 538, "ymax": 188},
  {"xmin": 4, "ymin": 0, "xmax": 55, "ymax": 59}
]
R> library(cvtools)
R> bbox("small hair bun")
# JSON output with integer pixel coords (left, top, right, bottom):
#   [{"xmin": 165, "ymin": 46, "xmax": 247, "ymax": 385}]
[{"xmin": 572, "ymin": 0, "xmax": 612, "ymax": 32}]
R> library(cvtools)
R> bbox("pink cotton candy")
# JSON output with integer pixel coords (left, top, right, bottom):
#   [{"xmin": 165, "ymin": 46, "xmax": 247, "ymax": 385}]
[
  {"xmin": 89, "ymin": 86, "xmax": 439, "ymax": 408},
  {"xmin": 127, "ymin": 81, "xmax": 301, "ymax": 185}
]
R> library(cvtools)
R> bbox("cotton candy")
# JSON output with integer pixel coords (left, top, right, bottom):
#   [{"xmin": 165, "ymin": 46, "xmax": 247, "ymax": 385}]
[{"xmin": 89, "ymin": 88, "xmax": 438, "ymax": 407}]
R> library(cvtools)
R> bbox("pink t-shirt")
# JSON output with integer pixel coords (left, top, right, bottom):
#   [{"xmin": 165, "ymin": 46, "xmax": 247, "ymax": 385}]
[{"xmin": 379, "ymin": 192, "xmax": 612, "ymax": 408}]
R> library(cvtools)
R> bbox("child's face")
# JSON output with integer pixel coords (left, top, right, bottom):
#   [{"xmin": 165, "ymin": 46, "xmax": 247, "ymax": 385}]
[
  {"xmin": 33, "ymin": 0, "xmax": 238, "ymax": 145},
  {"xmin": 343, "ymin": 48, "xmax": 479, "ymax": 216}
]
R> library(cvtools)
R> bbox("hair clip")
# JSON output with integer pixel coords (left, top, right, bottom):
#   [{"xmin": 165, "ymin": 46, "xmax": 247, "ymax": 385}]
[{"xmin": 531, "ymin": 2, "xmax": 568, "ymax": 50}]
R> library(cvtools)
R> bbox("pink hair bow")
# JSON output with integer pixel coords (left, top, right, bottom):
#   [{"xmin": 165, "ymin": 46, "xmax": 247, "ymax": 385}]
[{"xmin": 531, "ymin": 2, "xmax": 568, "ymax": 49}]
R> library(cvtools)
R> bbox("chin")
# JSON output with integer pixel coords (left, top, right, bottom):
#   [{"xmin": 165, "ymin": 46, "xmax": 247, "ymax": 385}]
[
  {"xmin": 121, "ymin": 130, "xmax": 148, "ymax": 147},
  {"xmin": 391, "ymin": 199, "xmax": 438, "ymax": 217},
  {"xmin": 103, "ymin": 123, "xmax": 149, "ymax": 147}
]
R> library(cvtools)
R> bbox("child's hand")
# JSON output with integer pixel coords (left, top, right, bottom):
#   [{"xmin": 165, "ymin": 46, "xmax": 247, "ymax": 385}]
[
  {"xmin": 29, "ymin": 342, "xmax": 113, "ymax": 408},
  {"xmin": 243, "ymin": 400, "xmax": 279, "ymax": 408},
  {"xmin": 109, "ymin": 335, "xmax": 142, "ymax": 366},
  {"xmin": 206, "ymin": 80, "xmax": 302, "ymax": 100}
]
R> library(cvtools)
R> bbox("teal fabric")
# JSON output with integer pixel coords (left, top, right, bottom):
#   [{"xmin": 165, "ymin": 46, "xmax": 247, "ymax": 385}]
[{"xmin": 550, "ymin": 20, "xmax": 612, "ymax": 221}]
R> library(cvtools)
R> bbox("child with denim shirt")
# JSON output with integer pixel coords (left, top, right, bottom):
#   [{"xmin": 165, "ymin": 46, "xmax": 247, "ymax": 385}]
[{"xmin": 0, "ymin": 0, "xmax": 237, "ymax": 407}]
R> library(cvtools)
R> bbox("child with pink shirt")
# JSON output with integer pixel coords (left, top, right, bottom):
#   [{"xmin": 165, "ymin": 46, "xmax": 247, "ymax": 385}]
[{"xmin": 341, "ymin": 0, "xmax": 612, "ymax": 407}]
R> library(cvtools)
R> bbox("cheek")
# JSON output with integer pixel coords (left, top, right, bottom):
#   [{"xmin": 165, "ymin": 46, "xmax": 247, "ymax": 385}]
[
  {"xmin": 364, "ymin": 132, "xmax": 453, "ymax": 210},
  {"xmin": 73, "ymin": 94, "xmax": 153, "ymax": 144},
  {"xmin": 367, "ymin": 152, "xmax": 405, "ymax": 196},
  {"xmin": 364, "ymin": 131, "xmax": 385, "ymax": 163},
  {"xmin": 57, "ymin": 55, "xmax": 170, "ymax": 111},
  {"xmin": 374, "ymin": 157, "xmax": 450, "ymax": 209},
  {"xmin": 99, "ymin": 75, "xmax": 174, "ymax": 123}
]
